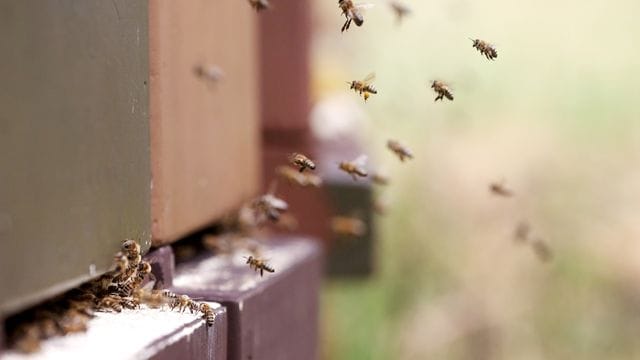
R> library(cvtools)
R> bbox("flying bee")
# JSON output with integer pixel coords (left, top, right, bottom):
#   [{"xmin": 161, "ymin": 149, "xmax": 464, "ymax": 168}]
[
  {"xmin": 276, "ymin": 166, "xmax": 323, "ymax": 187},
  {"xmin": 371, "ymin": 171, "xmax": 390, "ymax": 185},
  {"xmin": 252, "ymin": 182, "xmax": 289, "ymax": 223},
  {"xmin": 194, "ymin": 64, "xmax": 224, "ymax": 83},
  {"xmin": 331, "ymin": 216, "xmax": 367, "ymax": 237},
  {"xmin": 514, "ymin": 221, "xmax": 530, "ymax": 242},
  {"xmin": 244, "ymin": 255, "xmax": 275, "ymax": 276},
  {"xmin": 289, "ymin": 152, "xmax": 316, "ymax": 172},
  {"xmin": 348, "ymin": 73, "xmax": 377, "ymax": 101},
  {"xmin": 338, "ymin": 0, "xmax": 373, "ymax": 32},
  {"xmin": 387, "ymin": 139, "xmax": 414, "ymax": 162},
  {"xmin": 388, "ymin": 0, "xmax": 411, "ymax": 24},
  {"xmin": 249, "ymin": 0, "xmax": 269, "ymax": 11},
  {"xmin": 530, "ymin": 238, "xmax": 553, "ymax": 262},
  {"xmin": 489, "ymin": 180, "xmax": 514, "ymax": 197},
  {"xmin": 470, "ymin": 38, "xmax": 498, "ymax": 60},
  {"xmin": 199, "ymin": 303, "xmax": 216, "ymax": 327},
  {"xmin": 431, "ymin": 80, "xmax": 454, "ymax": 102},
  {"xmin": 338, "ymin": 155, "xmax": 368, "ymax": 180}
]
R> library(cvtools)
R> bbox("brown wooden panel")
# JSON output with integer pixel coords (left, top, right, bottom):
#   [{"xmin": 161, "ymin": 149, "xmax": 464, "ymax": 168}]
[
  {"xmin": 149, "ymin": 0, "xmax": 260, "ymax": 245},
  {"xmin": 0, "ymin": 1, "xmax": 150, "ymax": 316}
]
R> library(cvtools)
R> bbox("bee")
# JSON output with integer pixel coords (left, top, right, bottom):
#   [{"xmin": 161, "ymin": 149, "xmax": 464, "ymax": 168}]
[
  {"xmin": 348, "ymin": 73, "xmax": 377, "ymax": 101},
  {"xmin": 58, "ymin": 309, "xmax": 89, "ymax": 334},
  {"xmin": 11, "ymin": 324, "xmax": 42, "ymax": 353},
  {"xmin": 252, "ymin": 183, "xmax": 289, "ymax": 223},
  {"xmin": 514, "ymin": 221, "xmax": 530, "ymax": 242},
  {"xmin": 276, "ymin": 166, "xmax": 323, "ymax": 187},
  {"xmin": 331, "ymin": 216, "xmax": 367, "ymax": 237},
  {"xmin": 338, "ymin": 155, "xmax": 368, "ymax": 180},
  {"xmin": 194, "ymin": 64, "xmax": 224, "ymax": 83},
  {"xmin": 97, "ymin": 295, "xmax": 124, "ymax": 313},
  {"xmin": 371, "ymin": 171, "xmax": 390, "ymax": 185},
  {"xmin": 530, "ymin": 238, "xmax": 553, "ymax": 262},
  {"xmin": 67, "ymin": 299, "xmax": 95, "ymax": 318},
  {"xmin": 489, "ymin": 180, "xmax": 513, "ymax": 197},
  {"xmin": 244, "ymin": 255, "xmax": 275, "ymax": 276},
  {"xmin": 131, "ymin": 261, "xmax": 152, "ymax": 289},
  {"xmin": 387, "ymin": 140, "xmax": 413, "ymax": 162},
  {"xmin": 122, "ymin": 239, "xmax": 141, "ymax": 259},
  {"xmin": 249, "ymin": 0, "xmax": 269, "ymax": 11},
  {"xmin": 136, "ymin": 288, "xmax": 170, "ymax": 309},
  {"xmin": 470, "ymin": 38, "xmax": 498, "ymax": 60},
  {"xmin": 171, "ymin": 294, "xmax": 198, "ymax": 314},
  {"xmin": 199, "ymin": 303, "xmax": 216, "ymax": 327},
  {"xmin": 338, "ymin": 0, "xmax": 372, "ymax": 32},
  {"xmin": 289, "ymin": 152, "xmax": 316, "ymax": 172},
  {"xmin": 431, "ymin": 80, "xmax": 454, "ymax": 102},
  {"xmin": 388, "ymin": 0, "xmax": 411, "ymax": 24}
]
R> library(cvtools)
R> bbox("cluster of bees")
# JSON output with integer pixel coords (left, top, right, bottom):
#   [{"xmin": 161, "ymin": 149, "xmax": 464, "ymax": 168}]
[
  {"xmin": 7, "ymin": 240, "xmax": 215, "ymax": 353},
  {"xmin": 489, "ymin": 181, "xmax": 553, "ymax": 262}
]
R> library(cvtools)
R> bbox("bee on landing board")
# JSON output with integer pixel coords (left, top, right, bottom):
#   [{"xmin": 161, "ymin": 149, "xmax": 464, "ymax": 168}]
[
  {"xmin": 388, "ymin": 0, "xmax": 411, "ymax": 24},
  {"xmin": 348, "ymin": 73, "xmax": 378, "ymax": 102},
  {"xmin": 470, "ymin": 38, "xmax": 498, "ymax": 60},
  {"xmin": 249, "ymin": 0, "xmax": 269, "ymax": 11},
  {"xmin": 338, "ymin": 155, "xmax": 369, "ymax": 180},
  {"xmin": 331, "ymin": 216, "xmax": 367, "ymax": 237},
  {"xmin": 244, "ymin": 255, "xmax": 275, "ymax": 276},
  {"xmin": 199, "ymin": 303, "xmax": 216, "ymax": 327},
  {"xmin": 289, "ymin": 152, "xmax": 316, "ymax": 172},
  {"xmin": 338, "ymin": 0, "xmax": 372, "ymax": 32},
  {"xmin": 489, "ymin": 180, "xmax": 514, "ymax": 197},
  {"xmin": 387, "ymin": 140, "xmax": 414, "ymax": 162}
]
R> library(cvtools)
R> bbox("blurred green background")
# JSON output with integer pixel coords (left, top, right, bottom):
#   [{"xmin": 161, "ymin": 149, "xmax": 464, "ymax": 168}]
[{"xmin": 311, "ymin": 0, "xmax": 640, "ymax": 359}]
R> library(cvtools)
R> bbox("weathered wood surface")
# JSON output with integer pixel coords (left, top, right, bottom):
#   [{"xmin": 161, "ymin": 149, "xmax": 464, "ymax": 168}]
[{"xmin": 172, "ymin": 237, "xmax": 322, "ymax": 360}]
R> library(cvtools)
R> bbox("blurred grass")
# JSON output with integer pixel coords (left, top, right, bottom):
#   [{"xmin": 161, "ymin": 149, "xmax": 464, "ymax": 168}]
[{"xmin": 313, "ymin": 0, "xmax": 640, "ymax": 359}]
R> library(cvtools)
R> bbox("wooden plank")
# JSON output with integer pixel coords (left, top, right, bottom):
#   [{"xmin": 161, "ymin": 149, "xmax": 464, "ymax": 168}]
[
  {"xmin": 0, "ymin": 1, "xmax": 150, "ymax": 316},
  {"xmin": 172, "ymin": 237, "xmax": 322, "ymax": 360},
  {"xmin": 149, "ymin": 0, "xmax": 261, "ymax": 246},
  {"xmin": 0, "ymin": 304, "xmax": 226, "ymax": 359}
]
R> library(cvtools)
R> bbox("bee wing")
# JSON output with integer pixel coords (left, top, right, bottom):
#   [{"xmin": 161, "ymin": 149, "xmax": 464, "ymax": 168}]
[
  {"xmin": 141, "ymin": 280, "xmax": 156, "ymax": 292},
  {"xmin": 355, "ymin": 2, "xmax": 375, "ymax": 11},
  {"xmin": 352, "ymin": 154, "xmax": 368, "ymax": 167},
  {"xmin": 271, "ymin": 197, "xmax": 289, "ymax": 210},
  {"xmin": 362, "ymin": 72, "xmax": 376, "ymax": 84}
]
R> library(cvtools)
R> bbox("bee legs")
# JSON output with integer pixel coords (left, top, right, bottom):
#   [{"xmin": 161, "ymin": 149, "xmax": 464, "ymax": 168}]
[
  {"xmin": 434, "ymin": 94, "xmax": 443, "ymax": 102},
  {"xmin": 341, "ymin": 18, "xmax": 351, "ymax": 32}
]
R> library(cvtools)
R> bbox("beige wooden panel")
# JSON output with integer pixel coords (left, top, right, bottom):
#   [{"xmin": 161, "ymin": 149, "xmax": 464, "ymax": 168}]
[
  {"xmin": 149, "ymin": 0, "xmax": 260, "ymax": 245},
  {"xmin": 0, "ymin": 1, "xmax": 150, "ymax": 316}
]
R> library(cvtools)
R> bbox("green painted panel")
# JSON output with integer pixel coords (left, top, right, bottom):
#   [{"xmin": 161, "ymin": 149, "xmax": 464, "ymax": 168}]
[{"xmin": 0, "ymin": 1, "xmax": 150, "ymax": 316}]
